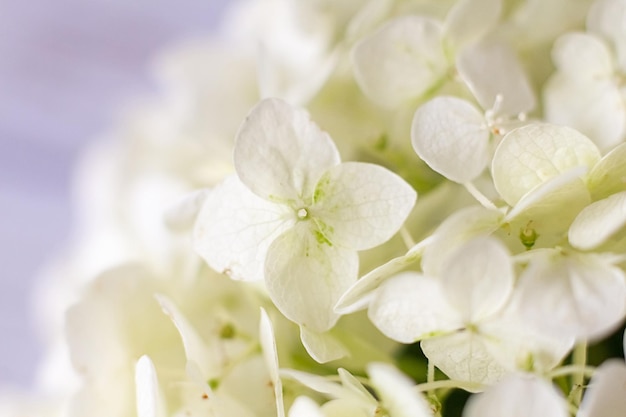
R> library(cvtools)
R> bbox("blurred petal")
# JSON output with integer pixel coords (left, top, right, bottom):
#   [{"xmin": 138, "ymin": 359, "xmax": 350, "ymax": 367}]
[
  {"xmin": 135, "ymin": 356, "xmax": 166, "ymax": 417},
  {"xmin": 463, "ymin": 374, "xmax": 568, "ymax": 417},
  {"xmin": 300, "ymin": 326, "xmax": 348, "ymax": 363},
  {"xmin": 367, "ymin": 363, "xmax": 433, "ymax": 417},
  {"xmin": 588, "ymin": 142, "xmax": 626, "ymax": 200},
  {"xmin": 569, "ymin": 191, "xmax": 626, "ymax": 250},
  {"xmin": 444, "ymin": 0, "xmax": 502, "ymax": 50},
  {"xmin": 578, "ymin": 359, "xmax": 626, "ymax": 417},
  {"xmin": 352, "ymin": 16, "xmax": 447, "ymax": 108}
]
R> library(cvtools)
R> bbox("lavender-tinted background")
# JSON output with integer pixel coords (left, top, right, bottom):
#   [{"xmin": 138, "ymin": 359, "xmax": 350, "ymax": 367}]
[{"xmin": 0, "ymin": 0, "xmax": 230, "ymax": 387}]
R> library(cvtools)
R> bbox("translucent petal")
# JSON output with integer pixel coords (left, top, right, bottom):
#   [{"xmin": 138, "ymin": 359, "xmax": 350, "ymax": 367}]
[
  {"xmin": 338, "ymin": 368, "xmax": 376, "ymax": 404},
  {"xmin": 321, "ymin": 399, "xmax": 372, "ymax": 417},
  {"xmin": 440, "ymin": 236, "xmax": 513, "ymax": 323},
  {"xmin": 234, "ymin": 98, "xmax": 340, "ymax": 202},
  {"xmin": 444, "ymin": 0, "xmax": 502, "ymax": 50},
  {"xmin": 491, "ymin": 123, "xmax": 601, "ymax": 206},
  {"xmin": 578, "ymin": 360, "xmax": 626, "ymax": 417},
  {"xmin": 155, "ymin": 295, "xmax": 214, "ymax": 379},
  {"xmin": 551, "ymin": 33, "xmax": 614, "ymax": 79},
  {"xmin": 368, "ymin": 272, "xmax": 462, "ymax": 343},
  {"xmin": 280, "ymin": 369, "xmax": 346, "ymax": 399},
  {"xmin": 516, "ymin": 251, "xmax": 626, "ymax": 342},
  {"xmin": 259, "ymin": 309, "xmax": 285, "ymax": 417},
  {"xmin": 164, "ymin": 188, "xmax": 210, "ymax": 232},
  {"xmin": 300, "ymin": 326, "xmax": 348, "ymax": 363},
  {"xmin": 457, "ymin": 41, "xmax": 535, "ymax": 115},
  {"xmin": 422, "ymin": 206, "xmax": 504, "ymax": 277},
  {"xmin": 351, "ymin": 16, "xmax": 447, "ymax": 108},
  {"xmin": 421, "ymin": 331, "xmax": 507, "ymax": 387},
  {"xmin": 588, "ymin": 142, "xmax": 626, "ymax": 200},
  {"xmin": 312, "ymin": 162, "xmax": 416, "ymax": 250},
  {"xmin": 463, "ymin": 374, "xmax": 569, "ymax": 417},
  {"xmin": 135, "ymin": 356, "xmax": 166, "ymax": 417},
  {"xmin": 265, "ymin": 223, "xmax": 358, "ymax": 332},
  {"xmin": 411, "ymin": 96, "xmax": 489, "ymax": 183},
  {"xmin": 569, "ymin": 191, "xmax": 626, "ymax": 250},
  {"xmin": 193, "ymin": 175, "xmax": 293, "ymax": 282},
  {"xmin": 367, "ymin": 363, "xmax": 433, "ymax": 417},
  {"xmin": 543, "ymin": 74, "xmax": 626, "ymax": 153}
]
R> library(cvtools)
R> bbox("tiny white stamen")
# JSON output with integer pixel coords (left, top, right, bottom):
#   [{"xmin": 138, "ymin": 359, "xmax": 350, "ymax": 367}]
[{"xmin": 297, "ymin": 208, "xmax": 308, "ymax": 219}]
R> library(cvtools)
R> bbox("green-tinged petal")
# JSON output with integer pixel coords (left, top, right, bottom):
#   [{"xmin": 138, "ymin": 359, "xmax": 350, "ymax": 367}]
[
  {"xmin": 351, "ymin": 16, "xmax": 447, "ymax": 108},
  {"xmin": 588, "ymin": 142, "xmax": 626, "ymax": 200},
  {"xmin": 569, "ymin": 191, "xmax": 626, "ymax": 250},
  {"xmin": 193, "ymin": 175, "xmax": 293, "ymax": 282},
  {"xmin": 135, "ymin": 356, "xmax": 166, "ymax": 417},
  {"xmin": 300, "ymin": 326, "xmax": 348, "ymax": 363},
  {"xmin": 312, "ymin": 162, "xmax": 416, "ymax": 250},
  {"xmin": 440, "ymin": 236, "xmax": 513, "ymax": 323},
  {"xmin": 411, "ymin": 96, "xmax": 489, "ymax": 183},
  {"xmin": 280, "ymin": 369, "xmax": 346, "ymax": 399},
  {"xmin": 463, "ymin": 374, "xmax": 569, "ymax": 417},
  {"xmin": 368, "ymin": 272, "xmax": 462, "ymax": 343},
  {"xmin": 421, "ymin": 332, "xmax": 507, "ymax": 387},
  {"xmin": 265, "ymin": 223, "xmax": 358, "ymax": 332},
  {"xmin": 367, "ymin": 363, "xmax": 433, "ymax": 417},
  {"xmin": 234, "ymin": 98, "xmax": 340, "ymax": 202},
  {"xmin": 492, "ymin": 123, "xmax": 600, "ymax": 206}
]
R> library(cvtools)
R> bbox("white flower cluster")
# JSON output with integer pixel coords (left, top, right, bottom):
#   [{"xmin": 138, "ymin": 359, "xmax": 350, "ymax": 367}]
[{"xmin": 5, "ymin": 0, "xmax": 626, "ymax": 416}]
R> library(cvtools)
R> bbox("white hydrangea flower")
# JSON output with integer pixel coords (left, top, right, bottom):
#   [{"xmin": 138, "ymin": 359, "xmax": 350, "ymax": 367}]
[
  {"xmin": 368, "ymin": 236, "xmax": 517, "ymax": 385},
  {"xmin": 194, "ymin": 98, "xmax": 416, "ymax": 338}
]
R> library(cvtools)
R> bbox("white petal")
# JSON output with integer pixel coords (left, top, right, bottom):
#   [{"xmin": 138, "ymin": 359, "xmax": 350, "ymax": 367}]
[
  {"xmin": 444, "ymin": 0, "xmax": 502, "ymax": 50},
  {"xmin": 457, "ymin": 41, "xmax": 535, "ymax": 115},
  {"xmin": 587, "ymin": 0, "xmax": 626, "ymax": 55},
  {"xmin": 588, "ymin": 142, "xmax": 626, "ymax": 200},
  {"xmin": 368, "ymin": 272, "xmax": 461, "ymax": 343},
  {"xmin": 193, "ymin": 175, "xmax": 293, "ymax": 282},
  {"xmin": 440, "ymin": 236, "xmax": 513, "ymax": 322},
  {"xmin": 259, "ymin": 309, "xmax": 285, "ymax": 417},
  {"xmin": 312, "ymin": 162, "xmax": 416, "ymax": 250},
  {"xmin": 569, "ymin": 191, "xmax": 626, "ymax": 250},
  {"xmin": 411, "ymin": 96, "xmax": 489, "ymax": 183},
  {"xmin": 288, "ymin": 396, "xmax": 324, "ymax": 417},
  {"xmin": 164, "ymin": 188, "xmax": 210, "ymax": 232},
  {"xmin": 516, "ymin": 251, "xmax": 626, "ymax": 342},
  {"xmin": 337, "ymin": 368, "xmax": 376, "ymax": 404},
  {"xmin": 421, "ymin": 331, "xmax": 507, "ymax": 387},
  {"xmin": 155, "ymin": 295, "xmax": 214, "ymax": 378},
  {"xmin": 234, "ymin": 98, "xmax": 340, "ymax": 201},
  {"xmin": 280, "ymin": 369, "xmax": 346, "ymax": 399},
  {"xmin": 491, "ymin": 123, "xmax": 601, "ymax": 206},
  {"xmin": 543, "ymin": 74, "xmax": 626, "ymax": 153},
  {"xmin": 422, "ymin": 206, "xmax": 503, "ymax": 277},
  {"xmin": 351, "ymin": 16, "xmax": 447, "ymax": 108},
  {"xmin": 551, "ymin": 33, "xmax": 614, "ymax": 79},
  {"xmin": 463, "ymin": 374, "xmax": 569, "ymax": 417},
  {"xmin": 135, "ymin": 356, "xmax": 166, "ymax": 417},
  {"xmin": 578, "ymin": 360, "xmax": 626, "ymax": 417},
  {"xmin": 367, "ymin": 363, "xmax": 433, "ymax": 417},
  {"xmin": 321, "ymin": 399, "xmax": 373, "ymax": 417},
  {"xmin": 300, "ymin": 326, "xmax": 348, "ymax": 364},
  {"xmin": 265, "ymin": 223, "xmax": 358, "ymax": 332}
]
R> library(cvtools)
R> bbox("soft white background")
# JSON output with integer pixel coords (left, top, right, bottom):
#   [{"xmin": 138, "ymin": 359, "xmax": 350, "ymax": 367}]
[{"xmin": 0, "ymin": 0, "xmax": 230, "ymax": 387}]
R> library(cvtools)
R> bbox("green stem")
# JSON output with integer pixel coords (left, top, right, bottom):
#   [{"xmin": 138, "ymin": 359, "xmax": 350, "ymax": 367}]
[
  {"xmin": 415, "ymin": 379, "xmax": 485, "ymax": 393},
  {"xmin": 569, "ymin": 340, "xmax": 587, "ymax": 407}
]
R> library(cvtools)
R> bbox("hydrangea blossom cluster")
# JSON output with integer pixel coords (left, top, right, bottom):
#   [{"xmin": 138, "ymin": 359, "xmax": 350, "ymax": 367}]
[{"xmin": 4, "ymin": 0, "xmax": 626, "ymax": 416}]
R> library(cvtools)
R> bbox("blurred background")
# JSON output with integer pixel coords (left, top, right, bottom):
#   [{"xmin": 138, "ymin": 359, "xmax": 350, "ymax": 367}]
[{"xmin": 0, "ymin": 0, "xmax": 230, "ymax": 388}]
